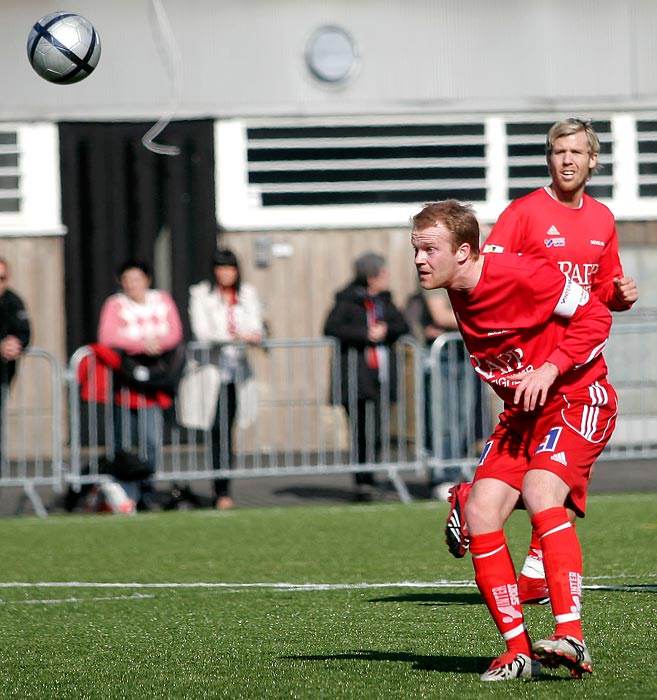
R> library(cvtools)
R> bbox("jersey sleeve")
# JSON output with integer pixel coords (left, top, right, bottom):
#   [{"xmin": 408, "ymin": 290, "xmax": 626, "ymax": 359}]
[
  {"xmin": 545, "ymin": 276, "xmax": 612, "ymax": 375},
  {"xmin": 590, "ymin": 225, "xmax": 631, "ymax": 311}
]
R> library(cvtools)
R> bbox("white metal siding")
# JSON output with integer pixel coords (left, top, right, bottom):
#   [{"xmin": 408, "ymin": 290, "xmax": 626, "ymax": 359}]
[{"xmin": 2, "ymin": 1, "xmax": 657, "ymax": 121}]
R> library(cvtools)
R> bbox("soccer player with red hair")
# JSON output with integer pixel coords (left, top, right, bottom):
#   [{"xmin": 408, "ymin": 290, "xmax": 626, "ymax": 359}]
[{"xmin": 413, "ymin": 199, "xmax": 616, "ymax": 681}]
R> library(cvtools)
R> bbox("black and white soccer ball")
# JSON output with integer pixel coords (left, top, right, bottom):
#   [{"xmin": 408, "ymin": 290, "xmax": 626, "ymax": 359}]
[{"xmin": 27, "ymin": 11, "xmax": 101, "ymax": 85}]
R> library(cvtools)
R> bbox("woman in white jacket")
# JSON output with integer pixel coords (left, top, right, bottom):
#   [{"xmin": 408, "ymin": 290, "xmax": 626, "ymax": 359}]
[{"xmin": 188, "ymin": 249, "xmax": 265, "ymax": 509}]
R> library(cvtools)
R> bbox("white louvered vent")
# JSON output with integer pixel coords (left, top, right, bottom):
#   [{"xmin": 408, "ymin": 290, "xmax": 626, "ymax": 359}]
[
  {"xmin": 0, "ymin": 129, "xmax": 19, "ymax": 214},
  {"xmin": 244, "ymin": 121, "xmax": 487, "ymax": 207},
  {"xmin": 213, "ymin": 113, "xmax": 657, "ymax": 230},
  {"xmin": 0, "ymin": 123, "xmax": 63, "ymax": 237},
  {"xmin": 636, "ymin": 119, "xmax": 657, "ymax": 198}
]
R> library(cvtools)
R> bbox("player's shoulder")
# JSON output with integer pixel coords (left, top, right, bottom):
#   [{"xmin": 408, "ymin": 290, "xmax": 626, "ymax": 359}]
[
  {"xmin": 582, "ymin": 192, "xmax": 615, "ymax": 219},
  {"xmin": 504, "ymin": 188, "xmax": 547, "ymax": 211},
  {"xmin": 490, "ymin": 189, "xmax": 550, "ymax": 233}
]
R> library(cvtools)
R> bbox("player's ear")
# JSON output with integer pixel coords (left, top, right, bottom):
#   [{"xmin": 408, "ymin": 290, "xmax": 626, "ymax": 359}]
[{"xmin": 456, "ymin": 243, "xmax": 470, "ymax": 262}]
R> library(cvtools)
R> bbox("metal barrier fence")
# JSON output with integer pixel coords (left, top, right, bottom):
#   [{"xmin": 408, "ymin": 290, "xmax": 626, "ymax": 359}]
[
  {"xmin": 66, "ymin": 338, "xmax": 425, "ymax": 504},
  {"xmin": 601, "ymin": 317, "xmax": 657, "ymax": 460},
  {"xmin": 1, "ymin": 320, "xmax": 655, "ymax": 515},
  {"xmin": 422, "ymin": 319, "xmax": 657, "ymax": 466},
  {"xmin": 424, "ymin": 332, "xmax": 496, "ymax": 490},
  {"xmin": 0, "ymin": 347, "xmax": 65, "ymax": 516}
]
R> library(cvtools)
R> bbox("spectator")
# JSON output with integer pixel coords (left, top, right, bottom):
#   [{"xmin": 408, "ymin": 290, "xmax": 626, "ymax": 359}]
[
  {"xmin": 97, "ymin": 258, "xmax": 183, "ymax": 508},
  {"xmin": 0, "ymin": 258, "xmax": 31, "ymax": 464},
  {"xmin": 188, "ymin": 248, "xmax": 265, "ymax": 510},
  {"xmin": 324, "ymin": 252, "xmax": 409, "ymax": 500}
]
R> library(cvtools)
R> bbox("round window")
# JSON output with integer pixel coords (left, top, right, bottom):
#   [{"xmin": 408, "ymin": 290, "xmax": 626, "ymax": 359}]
[{"xmin": 305, "ymin": 25, "xmax": 358, "ymax": 84}]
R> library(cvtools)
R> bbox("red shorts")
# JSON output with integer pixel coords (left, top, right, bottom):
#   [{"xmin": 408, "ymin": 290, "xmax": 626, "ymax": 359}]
[{"xmin": 473, "ymin": 379, "xmax": 617, "ymax": 517}]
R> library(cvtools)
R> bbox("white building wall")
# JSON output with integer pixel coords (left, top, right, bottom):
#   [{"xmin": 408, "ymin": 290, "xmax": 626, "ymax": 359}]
[{"xmin": 4, "ymin": 0, "xmax": 657, "ymax": 122}]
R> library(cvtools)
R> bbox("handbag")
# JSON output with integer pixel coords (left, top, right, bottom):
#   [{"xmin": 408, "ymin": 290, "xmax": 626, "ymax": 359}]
[
  {"xmin": 117, "ymin": 343, "xmax": 187, "ymax": 395},
  {"xmin": 175, "ymin": 360, "xmax": 221, "ymax": 430},
  {"xmin": 236, "ymin": 376, "xmax": 260, "ymax": 429}
]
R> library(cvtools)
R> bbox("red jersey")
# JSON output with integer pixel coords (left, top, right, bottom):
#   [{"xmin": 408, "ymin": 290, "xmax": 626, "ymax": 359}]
[
  {"xmin": 447, "ymin": 253, "xmax": 612, "ymax": 407},
  {"xmin": 483, "ymin": 188, "xmax": 629, "ymax": 311}
]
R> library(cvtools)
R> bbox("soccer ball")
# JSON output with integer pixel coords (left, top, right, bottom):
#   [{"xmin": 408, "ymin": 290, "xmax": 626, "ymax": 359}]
[{"xmin": 27, "ymin": 12, "xmax": 101, "ymax": 85}]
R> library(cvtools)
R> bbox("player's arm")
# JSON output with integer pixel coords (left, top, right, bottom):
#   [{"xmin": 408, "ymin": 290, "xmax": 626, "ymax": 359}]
[
  {"xmin": 545, "ymin": 278, "xmax": 611, "ymax": 372},
  {"xmin": 591, "ymin": 228, "xmax": 638, "ymax": 311},
  {"xmin": 507, "ymin": 273, "xmax": 611, "ymax": 410}
]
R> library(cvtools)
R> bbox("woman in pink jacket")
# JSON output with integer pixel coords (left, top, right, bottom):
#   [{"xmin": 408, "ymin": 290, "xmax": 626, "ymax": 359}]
[{"xmin": 98, "ymin": 259, "xmax": 183, "ymax": 508}]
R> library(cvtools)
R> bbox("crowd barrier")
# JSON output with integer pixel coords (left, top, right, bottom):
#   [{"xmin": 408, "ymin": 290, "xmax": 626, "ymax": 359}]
[
  {"xmin": 0, "ymin": 347, "xmax": 65, "ymax": 517},
  {"xmin": 600, "ymin": 317, "xmax": 657, "ymax": 459},
  {"xmin": 66, "ymin": 338, "xmax": 424, "ymax": 505},
  {"xmin": 424, "ymin": 332, "xmax": 495, "ymax": 487},
  {"xmin": 0, "ymin": 320, "xmax": 655, "ymax": 516}
]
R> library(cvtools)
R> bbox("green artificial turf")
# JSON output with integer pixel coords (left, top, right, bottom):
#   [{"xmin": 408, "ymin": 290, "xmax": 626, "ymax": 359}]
[{"xmin": 0, "ymin": 493, "xmax": 655, "ymax": 699}]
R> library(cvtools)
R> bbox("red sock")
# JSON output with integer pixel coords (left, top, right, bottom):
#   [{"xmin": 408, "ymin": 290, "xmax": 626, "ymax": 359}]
[
  {"xmin": 520, "ymin": 529, "xmax": 544, "ymax": 578},
  {"xmin": 531, "ymin": 507, "xmax": 583, "ymax": 639},
  {"xmin": 470, "ymin": 530, "xmax": 530, "ymax": 656},
  {"xmin": 528, "ymin": 528, "xmax": 542, "ymax": 559}
]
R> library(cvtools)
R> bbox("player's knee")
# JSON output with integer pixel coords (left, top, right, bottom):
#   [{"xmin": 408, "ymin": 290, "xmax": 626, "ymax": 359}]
[
  {"xmin": 522, "ymin": 469, "xmax": 570, "ymax": 515},
  {"xmin": 464, "ymin": 494, "xmax": 490, "ymax": 533}
]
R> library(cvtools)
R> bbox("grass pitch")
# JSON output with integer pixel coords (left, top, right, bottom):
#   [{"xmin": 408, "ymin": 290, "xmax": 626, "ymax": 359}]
[{"xmin": 0, "ymin": 493, "xmax": 655, "ymax": 699}]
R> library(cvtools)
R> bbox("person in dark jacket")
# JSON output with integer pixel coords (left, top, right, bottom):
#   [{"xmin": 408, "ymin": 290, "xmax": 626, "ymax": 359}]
[
  {"xmin": 324, "ymin": 252, "xmax": 409, "ymax": 499},
  {"xmin": 0, "ymin": 258, "xmax": 31, "ymax": 463}
]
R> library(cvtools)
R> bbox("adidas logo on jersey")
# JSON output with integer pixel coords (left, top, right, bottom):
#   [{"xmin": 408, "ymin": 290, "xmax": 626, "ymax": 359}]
[
  {"xmin": 550, "ymin": 451, "xmax": 568, "ymax": 466},
  {"xmin": 546, "ymin": 225, "xmax": 561, "ymax": 237}
]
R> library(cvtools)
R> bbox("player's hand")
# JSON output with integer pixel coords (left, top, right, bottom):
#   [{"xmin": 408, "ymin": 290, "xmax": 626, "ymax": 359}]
[
  {"xmin": 614, "ymin": 277, "xmax": 638, "ymax": 306},
  {"xmin": 506, "ymin": 362, "xmax": 559, "ymax": 411}
]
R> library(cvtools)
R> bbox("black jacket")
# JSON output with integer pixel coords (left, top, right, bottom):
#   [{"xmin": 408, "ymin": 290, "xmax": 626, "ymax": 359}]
[
  {"xmin": 0, "ymin": 289, "xmax": 31, "ymax": 386},
  {"xmin": 324, "ymin": 282, "xmax": 409, "ymax": 403}
]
